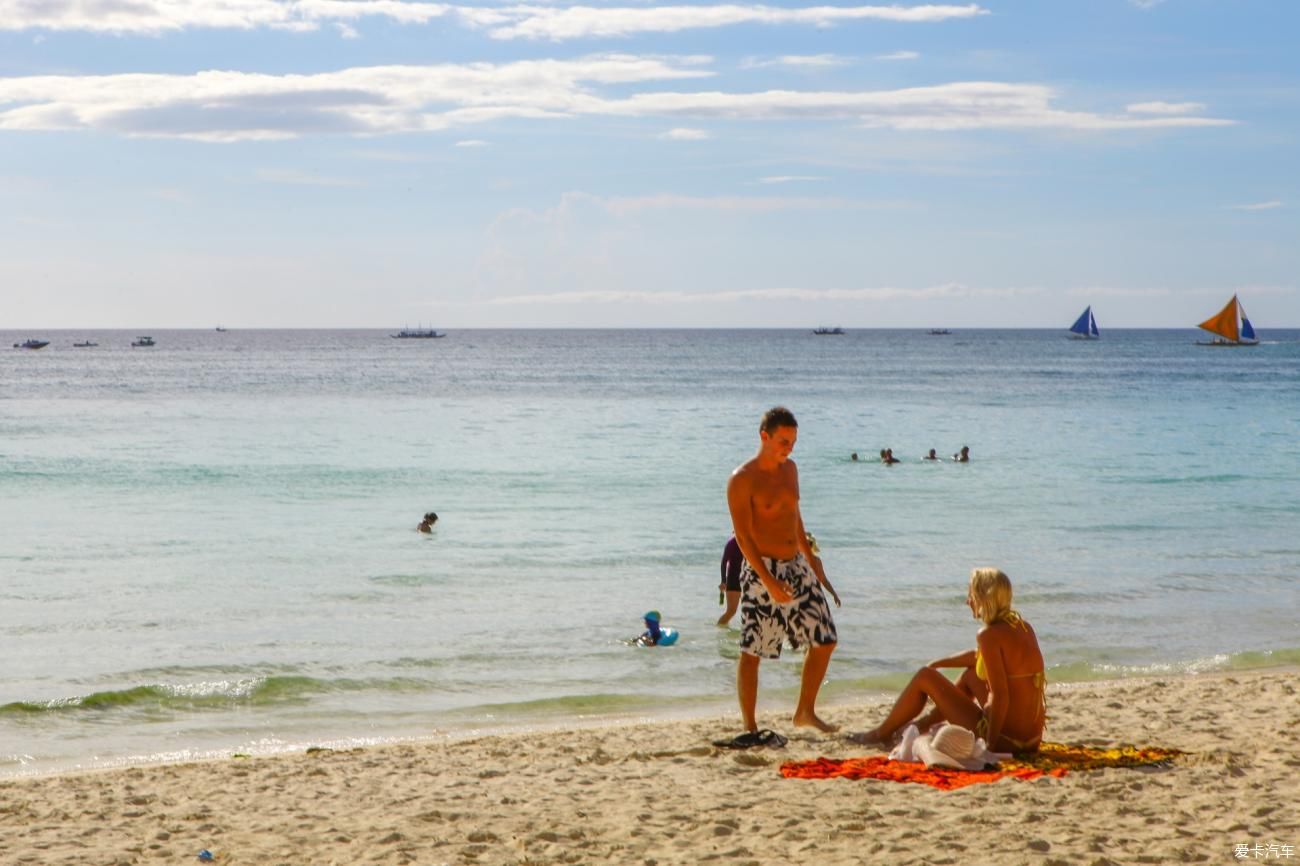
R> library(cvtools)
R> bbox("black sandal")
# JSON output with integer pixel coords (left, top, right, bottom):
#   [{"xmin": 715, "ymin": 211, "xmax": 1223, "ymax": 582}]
[{"xmin": 712, "ymin": 729, "xmax": 788, "ymax": 749}]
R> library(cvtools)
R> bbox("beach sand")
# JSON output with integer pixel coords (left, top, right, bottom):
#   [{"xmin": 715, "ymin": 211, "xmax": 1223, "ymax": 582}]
[{"xmin": 2, "ymin": 670, "xmax": 1296, "ymax": 866}]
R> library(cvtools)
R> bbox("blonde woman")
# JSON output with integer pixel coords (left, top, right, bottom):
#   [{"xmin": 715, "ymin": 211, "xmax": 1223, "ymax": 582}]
[{"xmin": 848, "ymin": 568, "xmax": 1046, "ymax": 753}]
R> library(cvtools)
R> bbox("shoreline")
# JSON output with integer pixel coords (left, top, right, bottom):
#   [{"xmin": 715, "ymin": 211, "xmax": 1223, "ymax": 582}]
[
  {"xmin": 4, "ymin": 660, "xmax": 1298, "ymax": 781},
  {"xmin": 3, "ymin": 669, "xmax": 1296, "ymax": 865}
]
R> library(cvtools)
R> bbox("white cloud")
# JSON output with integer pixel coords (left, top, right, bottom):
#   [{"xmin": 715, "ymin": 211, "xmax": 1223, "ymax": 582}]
[
  {"xmin": 0, "ymin": 0, "xmax": 450, "ymax": 34},
  {"xmin": 1130, "ymin": 0, "xmax": 1166, "ymax": 8},
  {"xmin": 599, "ymin": 193, "xmax": 855, "ymax": 214},
  {"xmin": 1065, "ymin": 286, "xmax": 1173, "ymax": 298},
  {"xmin": 0, "ymin": 1, "xmax": 989, "ymax": 38},
  {"xmin": 256, "ymin": 168, "xmax": 360, "ymax": 186},
  {"xmin": 756, "ymin": 175, "xmax": 825, "ymax": 184},
  {"xmin": 485, "ymin": 282, "xmax": 1038, "ymax": 305},
  {"xmin": 334, "ymin": 22, "xmax": 361, "ymax": 39},
  {"xmin": 0, "ymin": 63, "xmax": 1236, "ymax": 142},
  {"xmin": 480, "ymin": 4, "xmax": 988, "ymax": 41},
  {"xmin": 455, "ymin": 139, "xmax": 489, "ymax": 147},
  {"xmin": 659, "ymin": 127, "xmax": 710, "ymax": 140},
  {"xmin": 742, "ymin": 54, "xmax": 850, "ymax": 70},
  {"xmin": 876, "ymin": 50, "xmax": 920, "ymax": 61},
  {"xmin": 605, "ymin": 82, "xmax": 1236, "ymax": 132},
  {"xmin": 1126, "ymin": 101, "xmax": 1206, "ymax": 115},
  {"xmin": 1228, "ymin": 200, "xmax": 1283, "ymax": 211}
]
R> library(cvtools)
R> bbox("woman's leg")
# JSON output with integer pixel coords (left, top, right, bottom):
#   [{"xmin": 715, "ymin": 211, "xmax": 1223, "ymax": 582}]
[
  {"xmin": 849, "ymin": 667, "xmax": 983, "ymax": 743},
  {"xmin": 717, "ymin": 590, "xmax": 741, "ymax": 626},
  {"xmin": 914, "ymin": 666, "xmax": 986, "ymax": 731}
]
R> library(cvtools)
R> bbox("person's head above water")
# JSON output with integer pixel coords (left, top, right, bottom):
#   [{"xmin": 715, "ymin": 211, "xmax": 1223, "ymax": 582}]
[
  {"xmin": 643, "ymin": 610, "xmax": 663, "ymax": 639},
  {"xmin": 422, "ymin": 512, "xmax": 438, "ymax": 524}
]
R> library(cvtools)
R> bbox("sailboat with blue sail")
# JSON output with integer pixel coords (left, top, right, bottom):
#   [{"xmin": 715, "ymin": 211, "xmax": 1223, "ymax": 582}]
[
  {"xmin": 1067, "ymin": 306, "xmax": 1099, "ymax": 340},
  {"xmin": 1196, "ymin": 294, "xmax": 1258, "ymax": 346}
]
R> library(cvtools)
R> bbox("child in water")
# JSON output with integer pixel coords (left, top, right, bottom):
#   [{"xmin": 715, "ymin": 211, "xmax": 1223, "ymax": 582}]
[{"xmin": 633, "ymin": 611, "xmax": 678, "ymax": 647}]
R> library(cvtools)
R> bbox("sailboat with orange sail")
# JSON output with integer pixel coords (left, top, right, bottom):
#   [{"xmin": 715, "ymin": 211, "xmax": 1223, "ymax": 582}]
[{"xmin": 1196, "ymin": 294, "xmax": 1258, "ymax": 346}]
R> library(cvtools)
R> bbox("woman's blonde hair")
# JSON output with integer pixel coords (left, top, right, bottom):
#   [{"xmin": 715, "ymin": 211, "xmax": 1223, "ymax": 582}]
[{"xmin": 968, "ymin": 568, "xmax": 1014, "ymax": 625}]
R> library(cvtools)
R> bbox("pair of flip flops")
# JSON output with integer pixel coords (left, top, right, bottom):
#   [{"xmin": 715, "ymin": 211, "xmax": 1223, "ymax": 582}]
[{"xmin": 712, "ymin": 729, "xmax": 788, "ymax": 750}]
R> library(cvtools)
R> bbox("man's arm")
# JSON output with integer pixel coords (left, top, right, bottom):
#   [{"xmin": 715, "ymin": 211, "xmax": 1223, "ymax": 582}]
[
  {"xmin": 795, "ymin": 509, "xmax": 840, "ymax": 607},
  {"xmin": 726, "ymin": 470, "xmax": 793, "ymax": 605}
]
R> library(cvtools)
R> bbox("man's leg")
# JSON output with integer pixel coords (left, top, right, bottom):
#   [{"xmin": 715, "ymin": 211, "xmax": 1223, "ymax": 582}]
[
  {"xmin": 737, "ymin": 652, "xmax": 761, "ymax": 732},
  {"xmin": 792, "ymin": 642, "xmax": 839, "ymax": 732}
]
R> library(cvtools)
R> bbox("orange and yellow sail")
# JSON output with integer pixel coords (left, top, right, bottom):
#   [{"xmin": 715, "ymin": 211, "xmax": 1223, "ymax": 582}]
[{"xmin": 1198, "ymin": 294, "xmax": 1242, "ymax": 342}]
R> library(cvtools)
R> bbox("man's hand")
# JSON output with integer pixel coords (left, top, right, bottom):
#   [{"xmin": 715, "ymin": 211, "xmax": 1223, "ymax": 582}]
[
  {"xmin": 826, "ymin": 587, "xmax": 841, "ymax": 607},
  {"xmin": 763, "ymin": 578, "xmax": 794, "ymax": 605}
]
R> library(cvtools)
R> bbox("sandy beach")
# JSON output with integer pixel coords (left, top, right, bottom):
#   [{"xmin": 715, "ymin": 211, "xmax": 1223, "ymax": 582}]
[{"xmin": 2, "ymin": 669, "xmax": 1296, "ymax": 866}]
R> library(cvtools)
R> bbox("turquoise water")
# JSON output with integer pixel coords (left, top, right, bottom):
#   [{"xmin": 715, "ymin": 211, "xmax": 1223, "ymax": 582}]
[{"xmin": 2, "ymin": 328, "xmax": 1298, "ymax": 775}]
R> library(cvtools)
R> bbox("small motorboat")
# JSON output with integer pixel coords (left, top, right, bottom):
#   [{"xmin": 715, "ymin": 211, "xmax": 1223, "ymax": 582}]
[
  {"xmin": 72, "ymin": 340, "xmax": 99, "ymax": 348},
  {"xmin": 812, "ymin": 327, "xmax": 845, "ymax": 335},
  {"xmin": 131, "ymin": 336, "xmax": 156, "ymax": 347},
  {"xmin": 928, "ymin": 329, "xmax": 953, "ymax": 336},
  {"xmin": 13, "ymin": 339, "xmax": 50, "ymax": 350}
]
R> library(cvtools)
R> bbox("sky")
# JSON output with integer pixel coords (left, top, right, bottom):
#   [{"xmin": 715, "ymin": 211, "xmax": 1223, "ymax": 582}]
[{"xmin": 2, "ymin": 0, "xmax": 1297, "ymax": 328}]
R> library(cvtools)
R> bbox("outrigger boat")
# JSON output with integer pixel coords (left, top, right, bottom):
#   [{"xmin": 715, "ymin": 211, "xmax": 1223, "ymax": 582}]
[
  {"xmin": 72, "ymin": 340, "xmax": 98, "ymax": 347},
  {"xmin": 391, "ymin": 326, "xmax": 445, "ymax": 339},
  {"xmin": 1196, "ymin": 294, "xmax": 1258, "ymax": 346},
  {"xmin": 1067, "ymin": 306, "xmax": 1100, "ymax": 340}
]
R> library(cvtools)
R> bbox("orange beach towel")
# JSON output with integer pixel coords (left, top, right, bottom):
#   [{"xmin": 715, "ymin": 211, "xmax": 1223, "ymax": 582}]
[
  {"xmin": 780, "ymin": 743, "xmax": 1184, "ymax": 790},
  {"xmin": 779, "ymin": 756, "xmax": 1064, "ymax": 790}
]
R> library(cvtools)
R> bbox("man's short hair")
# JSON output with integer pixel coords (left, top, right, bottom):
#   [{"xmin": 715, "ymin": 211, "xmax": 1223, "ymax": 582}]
[{"xmin": 760, "ymin": 406, "xmax": 798, "ymax": 434}]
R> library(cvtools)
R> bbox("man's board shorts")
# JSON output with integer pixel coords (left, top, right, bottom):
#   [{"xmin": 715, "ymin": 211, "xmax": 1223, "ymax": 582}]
[{"xmin": 739, "ymin": 553, "xmax": 837, "ymax": 659}]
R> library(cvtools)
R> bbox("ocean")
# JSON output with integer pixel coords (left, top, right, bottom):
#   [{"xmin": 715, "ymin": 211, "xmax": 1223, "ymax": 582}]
[{"xmin": 3, "ymin": 328, "xmax": 1298, "ymax": 776}]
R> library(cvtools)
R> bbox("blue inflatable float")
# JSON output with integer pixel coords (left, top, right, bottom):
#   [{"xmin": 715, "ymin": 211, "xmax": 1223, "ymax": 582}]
[{"xmin": 640, "ymin": 610, "xmax": 678, "ymax": 646}]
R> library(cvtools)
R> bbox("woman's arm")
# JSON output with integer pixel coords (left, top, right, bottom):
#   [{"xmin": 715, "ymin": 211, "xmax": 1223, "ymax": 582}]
[{"xmin": 927, "ymin": 650, "xmax": 977, "ymax": 670}]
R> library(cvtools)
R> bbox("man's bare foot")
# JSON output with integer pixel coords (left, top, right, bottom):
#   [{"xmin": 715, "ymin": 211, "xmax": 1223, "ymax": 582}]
[
  {"xmin": 843, "ymin": 728, "xmax": 886, "ymax": 745},
  {"xmin": 792, "ymin": 712, "xmax": 840, "ymax": 733}
]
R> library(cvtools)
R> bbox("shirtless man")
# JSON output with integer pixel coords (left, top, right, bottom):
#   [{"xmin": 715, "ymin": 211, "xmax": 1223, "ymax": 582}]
[{"xmin": 727, "ymin": 406, "xmax": 839, "ymax": 734}]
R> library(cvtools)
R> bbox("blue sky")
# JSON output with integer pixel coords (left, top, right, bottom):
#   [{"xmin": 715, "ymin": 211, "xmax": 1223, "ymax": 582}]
[{"xmin": 2, "ymin": 0, "xmax": 1296, "ymax": 328}]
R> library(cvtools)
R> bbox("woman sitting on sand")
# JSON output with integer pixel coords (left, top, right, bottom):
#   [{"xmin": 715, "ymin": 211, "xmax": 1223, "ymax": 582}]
[{"xmin": 848, "ymin": 568, "xmax": 1046, "ymax": 753}]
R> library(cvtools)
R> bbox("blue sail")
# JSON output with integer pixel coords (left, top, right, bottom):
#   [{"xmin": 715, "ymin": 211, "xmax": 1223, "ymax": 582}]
[
  {"xmin": 1089, "ymin": 309, "xmax": 1100, "ymax": 337},
  {"xmin": 1069, "ymin": 306, "xmax": 1093, "ymax": 336},
  {"xmin": 1241, "ymin": 314, "xmax": 1256, "ymax": 341}
]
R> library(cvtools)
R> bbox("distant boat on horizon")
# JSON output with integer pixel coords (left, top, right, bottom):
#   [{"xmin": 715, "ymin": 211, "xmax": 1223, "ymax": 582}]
[
  {"xmin": 13, "ymin": 338, "xmax": 50, "ymax": 350},
  {"xmin": 391, "ymin": 326, "xmax": 445, "ymax": 339},
  {"xmin": 131, "ymin": 336, "xmax": 156, "ymax": 347},
  {"xmin": 215, "ymin": 326, "xmax": 228, "ymax": 332},
  {"xmin": 72, "ymin": 340, "xmax": 98, "ymax": 348},
  {"xmin": 1068, "ymin": 306, "xmax": 1100, "ymax": 340},
  {"xmin": 927, "ymin": 328, "xmax": 952, "ymax": 336},
  {"xmin": 1196, "ymin": 294, "xmax": 1258, "ymax": 346},
  {"xmin": 812, "ymin": 327, "xmax": 845, "ymax": 335}
]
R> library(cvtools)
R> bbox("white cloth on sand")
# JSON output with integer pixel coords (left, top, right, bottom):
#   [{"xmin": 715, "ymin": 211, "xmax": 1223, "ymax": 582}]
[{"xmin": 889, "ymin": 723, "xmax": 1010, "ymax": 771}]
